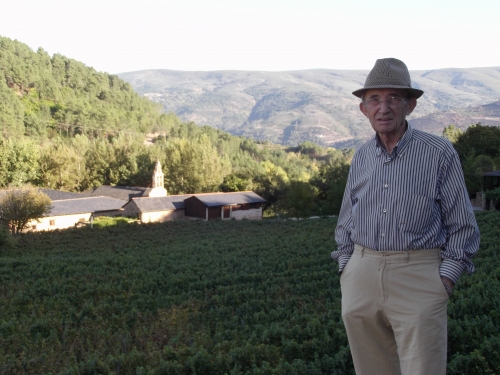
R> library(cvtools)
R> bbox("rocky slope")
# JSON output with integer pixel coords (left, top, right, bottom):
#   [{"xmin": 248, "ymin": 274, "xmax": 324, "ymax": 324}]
[{"xmin": 119, "ymin": 67, "xmax": 500, "ymax": 148}]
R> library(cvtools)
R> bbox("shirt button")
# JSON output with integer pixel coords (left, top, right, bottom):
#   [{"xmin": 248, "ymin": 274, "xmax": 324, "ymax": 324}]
[
  {"xmin": 383, "ymin": 209, "xmax": 387, "ymax": 213},
  {"xmin": 381, "ymin": 233, "xmax": 385, "ymax": 237},
  {"xmin": 384, "ymin": 184, "xmax": 388, "ymax": 188}
]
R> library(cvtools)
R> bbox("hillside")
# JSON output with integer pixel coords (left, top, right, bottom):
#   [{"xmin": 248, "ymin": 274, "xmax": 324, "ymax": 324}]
[
  {"xmin": 0, "ymin": 36, "xmax": 353, "ymax": 216},
  {"xmin": 118, "ymin": 67, "xmax": 500, "ymax": 148},
  {"xmin": 411, "ymin": 100, "xmax": 500, "ymax": 134},
  {"xmin": 0, "ymin": 36, "xmax": 176, "ymax": 139}
]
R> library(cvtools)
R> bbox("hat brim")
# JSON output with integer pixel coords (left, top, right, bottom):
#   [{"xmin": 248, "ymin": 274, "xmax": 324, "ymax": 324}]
[{"xmin": 352, "ymin": 85, "xmax": 424, "ymax": 99}]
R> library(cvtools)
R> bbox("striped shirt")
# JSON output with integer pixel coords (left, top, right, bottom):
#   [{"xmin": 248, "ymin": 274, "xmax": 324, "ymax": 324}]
[{"xmin": 332, "ymin": 124, "xmax": 479, "ymax": 284}]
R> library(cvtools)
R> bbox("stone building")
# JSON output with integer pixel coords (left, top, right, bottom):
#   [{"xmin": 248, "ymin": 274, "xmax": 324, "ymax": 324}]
[
  {"xmin": 2, "ymin": 161, "xmax": 266, "ymax": 231},
  {"xmin": 184, "ymin": 192, "xmax": 265, "ymax": 221}
]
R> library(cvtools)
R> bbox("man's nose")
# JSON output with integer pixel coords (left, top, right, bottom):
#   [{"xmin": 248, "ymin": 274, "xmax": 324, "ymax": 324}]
[{"xmin": 379, "ymin": 101, "xmax": 391, "ymax": 112}]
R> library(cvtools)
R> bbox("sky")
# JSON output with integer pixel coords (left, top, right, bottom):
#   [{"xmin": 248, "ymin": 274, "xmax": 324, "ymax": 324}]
[{"xmin": 1, "ymin": 0, "xmax": 499, "ymax": 74}]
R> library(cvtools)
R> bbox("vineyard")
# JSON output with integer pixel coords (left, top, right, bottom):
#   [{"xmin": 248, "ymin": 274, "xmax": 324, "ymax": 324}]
[{"xmin": 1, "ymin": 212, "xmax": 500, "ymax": 374}]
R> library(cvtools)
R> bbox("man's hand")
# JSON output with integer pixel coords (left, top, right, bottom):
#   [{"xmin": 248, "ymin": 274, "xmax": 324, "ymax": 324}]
[{"xmin": 441, "ymin": 276, "xmax": 454, "ymax": 289}]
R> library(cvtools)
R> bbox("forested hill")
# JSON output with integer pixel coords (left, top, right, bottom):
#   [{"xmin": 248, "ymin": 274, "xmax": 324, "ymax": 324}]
[
  {"xmin": 118, "ymin": 67, "xmax": 500, "ymax": 149},
  {"xmin": 0, "ymin": 36, "xmax": 177, "ymax": 139},
  {"xmin": 0, "ymin": 36, "xmax": 353, "ymax": 217}
]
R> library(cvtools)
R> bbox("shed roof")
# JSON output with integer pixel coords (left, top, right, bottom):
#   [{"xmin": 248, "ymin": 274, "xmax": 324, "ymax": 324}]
[
  {"xmin": 483, "ymin": 170, "xmax": 500, "ymax": 177},
  {"xmin": 130, "ymin": 195, "xmax": 191, "ymax": 213},
  {"xmin": 188, "ymin": 191, "xmax": 266, "ymax": 207},
  {"xmin": 38, "ymin": 189, "xmax": 87, "ymax": 201},
  {"xmin": 48, "ymin": 197, "xmax": 127, "ymax": 216},
  {"xmin": 82, "ymin": 185, "xmax": 150, "ymax": 200},
  {"xmin": 0, "ymin": 188, "xmax": 85, "ymax": 201}
]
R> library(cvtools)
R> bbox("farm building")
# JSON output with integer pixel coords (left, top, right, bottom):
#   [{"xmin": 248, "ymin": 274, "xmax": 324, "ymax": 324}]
[
  {"xmin": 30, "ymin": 196, "xmax": 126, "ymax": 231},
  {"xmin": 0, "ymin": 161, "xmax": 265, "ymax": 232},
  {"xmin": 122, "ymin": 195, "xmax": 191, "ymax": 223},
  {"xmin": 123, "ymin": 191, "xmax": 266, "ymax": 223},
  {"xmin": 82, "ymin": 185, "xmax": 150, "ymax": 200},
  {"xmin": 85, "ymin": 162, "xmax": 266, "ymax": 222},
  {"xmin": 184, "ymin": 192, "xmax": 266, "ymax": 221}
]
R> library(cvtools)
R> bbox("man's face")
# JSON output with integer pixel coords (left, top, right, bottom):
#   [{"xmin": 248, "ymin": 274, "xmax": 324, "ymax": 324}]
[{"xmin": 359, "ymin": 89, "xmax": 417, "ymax": 138}]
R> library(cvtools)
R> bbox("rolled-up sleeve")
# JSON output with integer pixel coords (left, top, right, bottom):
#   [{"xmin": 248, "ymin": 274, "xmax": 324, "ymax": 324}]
[
  {"xmin": 438, "ymin": 148, "xmax": 480, "ymax": 284},
  {"xmin": 332, "ymin": 166, "xmax": 355, "ymax": 273}
]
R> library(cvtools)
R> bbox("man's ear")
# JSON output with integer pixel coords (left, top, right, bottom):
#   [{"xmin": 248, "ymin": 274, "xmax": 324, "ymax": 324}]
[
  {"xmin": 360, "ymin": 102, "xmax": 369, "ymax": 118},
  {"xmin": 406, "ymin": 97, "xmax": 417, "ymax": 115}
]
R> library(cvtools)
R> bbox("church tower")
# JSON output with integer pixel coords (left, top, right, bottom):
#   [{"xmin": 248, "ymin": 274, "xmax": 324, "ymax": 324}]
[{"xmin": 147, "ymin": 160, "xmax": 167, "ymax": 197}]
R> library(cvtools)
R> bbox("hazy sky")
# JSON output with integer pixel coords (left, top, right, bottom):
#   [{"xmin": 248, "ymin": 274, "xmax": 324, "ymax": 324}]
[{"xmin": 1, "ymin": 0, "xmax": 499, "ymax": 74}]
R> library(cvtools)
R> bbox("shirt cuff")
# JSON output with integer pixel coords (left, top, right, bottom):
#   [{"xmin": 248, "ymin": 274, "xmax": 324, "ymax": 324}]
[
  {"xmin": 439, "ymin": 258, "xmax": 464, "ymax": 285},
  {"xmin": 337, "ymin": 254, "xmax": 352, "ymax": 274}
]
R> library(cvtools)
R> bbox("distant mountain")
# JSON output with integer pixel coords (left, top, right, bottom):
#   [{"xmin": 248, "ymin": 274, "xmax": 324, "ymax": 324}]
[
  {"xmin": 118, "ymin": 67, "xmax": 500, "ymax": 148},
  {"xmin": 410, "ymin": 100, "xmax": 500, "ymax": 135}
]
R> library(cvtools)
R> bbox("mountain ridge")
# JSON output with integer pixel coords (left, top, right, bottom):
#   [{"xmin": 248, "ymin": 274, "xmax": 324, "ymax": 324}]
[{"xmin": 118, "ymin": 67, "xmax": 500, "ymax": 148}]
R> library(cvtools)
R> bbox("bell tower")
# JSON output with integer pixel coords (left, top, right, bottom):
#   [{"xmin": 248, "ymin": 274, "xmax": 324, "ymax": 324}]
[{"xmin": 147, "ymin": 160, "xmax": 167, "ymax": 197}]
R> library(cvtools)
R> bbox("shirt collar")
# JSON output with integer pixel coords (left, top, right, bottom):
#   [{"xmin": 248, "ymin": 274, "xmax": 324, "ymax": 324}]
[{"xmin": 374, "ymin": 121, "xmax": 413, "ymax": 158}]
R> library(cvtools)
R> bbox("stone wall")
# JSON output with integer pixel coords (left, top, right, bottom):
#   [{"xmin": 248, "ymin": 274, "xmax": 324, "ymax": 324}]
[
  {"xmin": 141, "ymin": 209, "xmax": 186, "ymax": 223},
  {"xmin": 29, "ymin": 213, "xmax": 92, "ymax": 232},
  {"xmin": 230, "ymin": 208, "xmax": 263, "ymax": 220}
]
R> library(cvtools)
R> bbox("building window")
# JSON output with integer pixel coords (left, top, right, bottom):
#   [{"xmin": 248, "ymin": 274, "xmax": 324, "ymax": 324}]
[
  {"xmin": 78, "ymin": 218, "xmax": 85, "ymax": 222},
  {"xmin": 50, "ymin": 220, "xmax": 55, "ymax": 226}
]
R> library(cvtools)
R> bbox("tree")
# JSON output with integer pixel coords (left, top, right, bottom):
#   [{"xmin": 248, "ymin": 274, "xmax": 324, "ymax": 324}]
[
  {"xmin": 485, "ymin": 187, "xmax": 500, "ymax": 210},
  {"xmin": 108, "ymin": 135, "xmax": 143, "ymax": 186},
  {"xmin": 0, "ymin": 79, "xmax": 25, "ymax": 137},
  {"xmin": 474, "ymin": 155, "xmax": 497, "ymax": 191},
  {"xmin": 0, "ymin": 186, "xmax": 52, "ymax": 233},
  {"xmin": 310, "ymin": 157, "xmax": 350, "ymax": 215},
  {"xmin": 297, "ymin": 141, "xmax": 323, "ymax": 157},
  {"xmin": 38, "ymin": 138, "xmax": 87, "ymax": 191},
  {"xmin": 220, "ymin": 174, "xmax": 253, "ymax": 192},
  {"xmin": 0, "ymin": 138, "xmax": 40, "ymax": 187},
  {"xmin": 453, "ymin": 124, "xmax": 500, "ymax": 162},
  {"xmin": 442, "ymin": 125, "xmax": 463, "ymax": 143},
  {"xmin": 278, "ymin": 180, "xmax": 316, "ymax": 218},
  {"xmin": 253, "ymin": 160, "xmax": 289, "ymax": 213},
  {"xmin": 462, "ymin": 150, "xmax": 497, "ymax": 196},
  {"xmin": 162, "ymin": 135, "xmax": 231, "ymax": 194},
  {"xmin": 83, "ymin": 138, "xmax": 115, "ymax": 189}
]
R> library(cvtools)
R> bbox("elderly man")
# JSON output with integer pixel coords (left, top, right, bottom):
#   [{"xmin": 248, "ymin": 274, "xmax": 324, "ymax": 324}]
[{"xmin": 332, "ymin": 58, "xmax": 479, "ymax": 375}]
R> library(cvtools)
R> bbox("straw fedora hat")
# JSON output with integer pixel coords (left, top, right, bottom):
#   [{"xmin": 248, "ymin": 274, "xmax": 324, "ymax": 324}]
[{"xmin": 352, "ymin": 58, "xmax": 424, "ymax": 99}]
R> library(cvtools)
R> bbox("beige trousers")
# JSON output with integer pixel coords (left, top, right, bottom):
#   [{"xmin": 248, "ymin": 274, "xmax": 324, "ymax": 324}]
[{"xmin": 340, "ymin": 245, "xmax": 449, "ymax": 375}]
